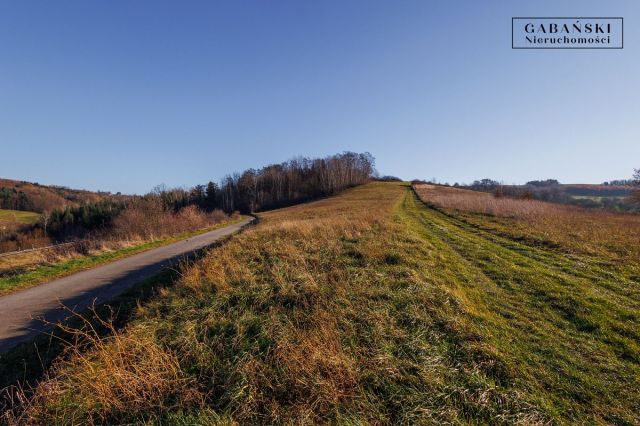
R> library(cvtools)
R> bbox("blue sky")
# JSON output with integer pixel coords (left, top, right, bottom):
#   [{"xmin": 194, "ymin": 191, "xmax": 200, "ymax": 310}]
[{"xmin": 1, "ymin": 1, "xmax": 638, "ymax": 193}]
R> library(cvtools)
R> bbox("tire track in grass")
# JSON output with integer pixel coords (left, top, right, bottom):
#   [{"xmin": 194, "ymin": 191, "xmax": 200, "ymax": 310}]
[
  {"xmin": 429, "ymin": 206, "xmax": 640, "ymax": 303},
  {"xmin": 409, "ymin": 192, "xmax": 639, "ymax": 347},
  {"xmin": 399, "ymin": 191, "xmax": 640, "ymax": 424},
  {"xmin": 413, "ymin": 193, "xmax": 640, "ymax": 310}
]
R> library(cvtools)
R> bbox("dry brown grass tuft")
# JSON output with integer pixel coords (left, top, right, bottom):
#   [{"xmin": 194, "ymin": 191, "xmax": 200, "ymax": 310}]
[{"xmin": 6, "ymin": 310, "xmax": 203, "ymax": 425}]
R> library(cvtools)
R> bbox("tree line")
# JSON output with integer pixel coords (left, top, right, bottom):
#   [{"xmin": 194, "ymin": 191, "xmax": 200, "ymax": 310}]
[
  {"xmin": 137, "ymin": 151, "xmax": 376, "ymax": 214},
  {"xmin": 15, "ymin": 151, "xmax": 376, "ymax": 243},
  {"xmin": 215, "ymin": 151, "xmax": 375, "ymax": 212},
  {"xmin": 0, "ymin": 187, "xmax": 34, "ymax": 211},
  {"xmin": 471, "ymin": 170, "xmax": 640, "ymax": 212},
  {"xmin": 633, "ymin": 168, "xmax": 640, "ymax": 204},
  {"xmin": 43, "ymin": 200, "xmax": 125, "ymax": 240}
]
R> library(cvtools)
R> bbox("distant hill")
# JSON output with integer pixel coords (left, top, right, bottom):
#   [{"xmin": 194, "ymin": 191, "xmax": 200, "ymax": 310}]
[
  {"xmin": 462, "ymin": 180, "xmax": 637, "ymax": 212},
  {"xmin": 561, "ymin": 184, "xmax": 633, "ymax": 197},
  {"xmin": 0, "ymin": 178, "xmax": 110, "ymax": 213}
]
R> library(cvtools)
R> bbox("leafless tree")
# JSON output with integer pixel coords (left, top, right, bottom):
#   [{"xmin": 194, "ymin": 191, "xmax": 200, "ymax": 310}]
[
  {"xmin": 633, "ymin": 169, "xmax": 640, "ymax": 204},
  {"xmin": 218, "ymin": 152, "xmax": 375, "ymax": 213}
]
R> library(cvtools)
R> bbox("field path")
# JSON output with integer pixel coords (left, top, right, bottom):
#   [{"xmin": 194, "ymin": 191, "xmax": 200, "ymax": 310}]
[
  {"xmin": 0, "ymin": 217, "xmax": 254, "ymax": 352},
  {"xmin": 400, "ymin": 190, "xmax": 640, "ymax": 419}
]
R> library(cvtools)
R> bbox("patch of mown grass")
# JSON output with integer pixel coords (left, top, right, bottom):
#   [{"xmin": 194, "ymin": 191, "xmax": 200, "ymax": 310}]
[
  {"xmin": 403, "ymin": 192, "xmax": 640, "ymax": 424},
  {"xmin": 0, "ymin": 217, "xmax": 247, "ymax": 296},
  {"xmin": 5, "ymin": 183, "xmax": 639, "ymax": 425},
  {"xmin": 0, "ymin": 209, "xmax": 40, "ymax": 225}
]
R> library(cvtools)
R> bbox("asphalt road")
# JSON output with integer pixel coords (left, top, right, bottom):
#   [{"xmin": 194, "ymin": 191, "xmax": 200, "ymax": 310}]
[{"xmin": 0, "ymin": 217, "xmax": 254, "ymax": 352}]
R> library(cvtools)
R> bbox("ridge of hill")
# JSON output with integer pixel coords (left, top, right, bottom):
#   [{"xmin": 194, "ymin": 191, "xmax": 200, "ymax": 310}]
[{"xmin": 0, "ymin": 178, "xmax": 111, "ymax": 213}]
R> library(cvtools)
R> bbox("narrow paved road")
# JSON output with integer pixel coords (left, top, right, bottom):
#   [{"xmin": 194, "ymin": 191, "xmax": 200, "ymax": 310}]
[{"xmin": 0, "ymin": 218, "xmax": 254, "ymax": 352}]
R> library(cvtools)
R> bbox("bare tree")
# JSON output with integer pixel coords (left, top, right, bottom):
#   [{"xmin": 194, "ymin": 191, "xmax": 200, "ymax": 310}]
[
  {"xmin": 633, "ymin": 169, "xmax": 640, "ymax": 204},
  {"xmin": 136, "ymin": 152, "xmax": 375, "ymax": 215},
  {"xmin": 41, "ymin": 210, "xmax": 51, "ymax": 235},
  {"xmin": 215, "ymin": 152, "xmax": 375, "ymax": 213}
]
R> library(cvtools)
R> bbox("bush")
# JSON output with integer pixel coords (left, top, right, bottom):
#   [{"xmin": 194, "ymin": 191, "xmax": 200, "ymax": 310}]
[{"xmin": 111, "ymin": 199, "xmax": 227, "ymax": 241}]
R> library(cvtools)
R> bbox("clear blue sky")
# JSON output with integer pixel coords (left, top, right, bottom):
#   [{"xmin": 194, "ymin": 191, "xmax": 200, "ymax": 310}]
[{"xmin": 1, "ymin": 1, "xmax": 638, "ymax": 193}]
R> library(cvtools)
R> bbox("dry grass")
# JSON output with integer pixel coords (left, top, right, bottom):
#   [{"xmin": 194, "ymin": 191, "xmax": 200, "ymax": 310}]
[
  {"xmin": 5, "ymin": 182, "xmax": 638, "ymax": 424},
  {"xmin": 5, "ymin": 183, "xmax": 549, "ymax": 425},
  {"xmin": 0, "ymin": 208, "xmax": 232, "ymax": 277},
  {"xmin": 414, "ymin": 184, "xmax": 561, "ymax": 218},
  {"xmin": 414, "ymin": 184, "xmax": 640, "ymax": 260},
  {"xmin": 4, "ymin": 310, "xmax": 204, "ymax": 425},
  {"xmin": 0, "ymin": 240, "xmax": 128, "ymax": 275},
  {"xmin": 0, "ymin": 213, "xmax": 240, "ymax": 296},
  {"xmin": 111, "ymin": 202, "xmax": 229, "ymax": 242}
]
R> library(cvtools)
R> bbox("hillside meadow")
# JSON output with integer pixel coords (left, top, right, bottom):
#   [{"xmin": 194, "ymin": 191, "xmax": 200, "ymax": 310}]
[
  {"xmin": 3, "ymin": 182, "xmax": 639, "ymax": 425},
  {"xmin": 0, "ymin": 179, "xmax": 107, "ymax": 213},
  {"xmin": 0, "ymin": 210, "xmax": 40, "ymax": 226},
  {"xmin": 413, "ymin": 184, "xmax": 640, "ymax": 261}
]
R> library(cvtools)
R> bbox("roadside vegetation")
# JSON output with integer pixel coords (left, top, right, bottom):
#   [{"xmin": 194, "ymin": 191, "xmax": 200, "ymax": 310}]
[
  {"xmin": 1, "ymin": 152, "xmax": 374, "ymax": 295},
  {"xmin": 0, "ymin": 214, "xmax": 243, "ymax": 296},
  {"xmin": 1, "ymin": 152, "xmax": 374, "ymax": 253},
  {"xmin": 5, "ymin": 182, "xmax": 638, "ymax": 424}
]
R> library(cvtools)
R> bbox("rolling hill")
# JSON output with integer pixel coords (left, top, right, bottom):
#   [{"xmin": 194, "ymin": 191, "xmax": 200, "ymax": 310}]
[
  {"xmin": 0, "ymin": 178, "xmax": 110, "ymax": 214},
  {"xmin": 7, "ymin": 182, "xmax": 639, "ymax": 424}
]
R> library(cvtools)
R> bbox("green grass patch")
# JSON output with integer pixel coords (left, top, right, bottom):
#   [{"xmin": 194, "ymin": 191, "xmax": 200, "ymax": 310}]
[
  {"xmin": 0, "ymin": 209, "xmax": 40, "ymax": 224},
  {"xmin": 401, "ymin": 191, "xmax": 640, "ymax": 424},
  {"xmin": 571, "ymin": 195, "xmax": 627, "ymax": 201},
  {"xmin": 0, "ymin": 216, "xmax": 248, "ymax": 296}
]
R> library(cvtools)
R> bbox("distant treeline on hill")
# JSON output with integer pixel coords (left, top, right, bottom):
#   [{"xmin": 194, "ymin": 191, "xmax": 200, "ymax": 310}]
[
  {"xmin": 2, "ymin": 152, "xmax": 376, "ymax": 247},
  {"xmin": 164, "ymin": 151, "xmax": 376, "ymax": 213},
  {"xmin": 604, "ymin": 179, "xmax": 635, "ymax": 186},
  {"xmin": 0, "ymin": 187, "xmax": 33, "ymax": 211},
  {"xmin": 455, "ymin": 175, "xmax": 639, "ymax": 213}
]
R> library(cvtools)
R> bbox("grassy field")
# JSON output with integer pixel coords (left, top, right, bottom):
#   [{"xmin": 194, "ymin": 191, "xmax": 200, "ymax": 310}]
[
  {"xmin": 570, "ymin": 195, "xmax": 627, "ymax": 202},
  {"xmin": 5, "ymin": 183, "xmax": 639, "ymax": 424},
  {"xmin": 414, "ymin": 184, "xmax": 640, "ymax": 261},
  {"xmin": 0, "ymin": 209, "xmax": 40, "ymax": 225},
  {"xmin": 0, "ymin": 216, "xmax": 247, "ymax": 296}
]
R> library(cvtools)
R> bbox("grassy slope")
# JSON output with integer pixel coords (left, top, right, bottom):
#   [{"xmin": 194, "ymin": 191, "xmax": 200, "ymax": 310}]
[
  {"xmin": 11, "ymin": 183, "xmax": 639, "ymax": 425},
  {"xmin": 403, "ymin": 192, "xmax": 640, "ymax": 424},
  {"xmin": 0, "ymin": 217, "xmax": 247, "ymax": 296},
  {"xmin": 0, "ymin": 209, "xmax": 40, "ymax": 224}
]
